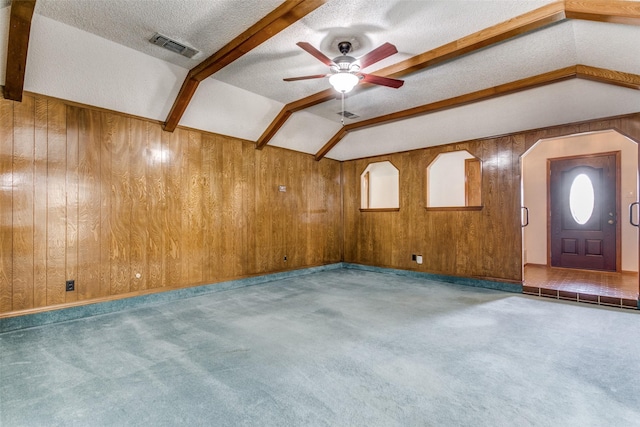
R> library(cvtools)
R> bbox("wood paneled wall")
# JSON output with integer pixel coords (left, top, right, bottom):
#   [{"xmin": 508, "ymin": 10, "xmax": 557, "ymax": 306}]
[
  {"xmin": 342, "ymin": 114, "xmax": 640, "ymax": 282},
  {"xmin": 0, "ymin": 94, "xmax": 342, "ymax": 316},
  {"xmin": 1, "ymin": 92, "xmax": 637, "ymax": 316}
]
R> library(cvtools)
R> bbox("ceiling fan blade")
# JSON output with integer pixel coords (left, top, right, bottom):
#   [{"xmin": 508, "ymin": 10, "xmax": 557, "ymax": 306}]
[
  {"xmin": 296, "ymin": 42, "xmax": 334, "ymax": 66},
  {"xmin": 361, "ymin": 73, "xmax": 404, "ymax": 89},
  {"xmin": 283, "ymin": 74, "xmax": 329, "ymax": 82},
  {"xmin": 357, "ymin": 42, "xmax": 398, "ymax": 69}
]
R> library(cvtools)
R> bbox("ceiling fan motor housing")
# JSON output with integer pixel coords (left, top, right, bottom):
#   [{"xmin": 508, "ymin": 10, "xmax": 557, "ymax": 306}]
[
  {"xmin": 331, "ymin": 55, "xmax": 360, "ymax": 74},
  {"xmin": 285, "ymin": 39, "xmax": 403, "ymax": 88}
]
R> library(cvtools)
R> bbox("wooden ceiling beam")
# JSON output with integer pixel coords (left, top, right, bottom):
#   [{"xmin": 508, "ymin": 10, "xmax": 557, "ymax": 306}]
[
  {"xmin": 375, "ymin": 2, "xmax": 567, "ymax": 79},
  {"xmin": 565, "ymin": 0, "xmax": 640, "ymax": 25},
  {"xmin": 575, "ymin": 64, "xmax": 640, "ymax": 89},
  {"xmin": 257, "ymin": 1, "xmax": 567, "ymax": 149},
  {"xmin": 260, "ymin": 0, "xmax": 640, "ymax": 151},
  {"xmin": 163, "ymin": 0, "xmax": 328, "ymax": 132},
  {"xmin": 4, "ymin": 0, "xmax": 37, "ymax": 102},
  {"xmin": 314, "ymin": 65, "xmax": 640, "ymax": 160},
  {"xmin": 256, "ymin": 88, "xmax": 334, "ymax": 149}
]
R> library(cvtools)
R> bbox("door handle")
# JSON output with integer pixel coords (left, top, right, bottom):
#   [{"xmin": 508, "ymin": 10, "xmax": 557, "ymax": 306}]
[
  {"xmin": 630, "ymin": 202, "xmax": 639, "ymax": 227},
  {"xmin": 521, "ymin": 206, "xmax": 529, "ymax": 227}
]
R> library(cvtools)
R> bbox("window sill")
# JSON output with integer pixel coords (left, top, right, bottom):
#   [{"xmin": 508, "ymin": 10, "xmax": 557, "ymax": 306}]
[
  {"xmin": 424, "ymin": 206, "xmax": 483, "ymax": 212},
  {"xmin": 359, "ymin": 208, "xmax": 400, "ymax": 212}
]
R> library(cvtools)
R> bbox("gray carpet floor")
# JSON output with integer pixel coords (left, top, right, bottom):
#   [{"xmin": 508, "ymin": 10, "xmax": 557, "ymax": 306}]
[{"xmin": 2, "ymin": 268, "xmax": 640, "ymax": 426}]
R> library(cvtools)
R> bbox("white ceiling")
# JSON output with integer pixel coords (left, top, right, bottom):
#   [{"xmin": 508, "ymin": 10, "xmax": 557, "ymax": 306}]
[{"xmin": 1, "ymin": 0, "xmax": 639, "ymax": 160}]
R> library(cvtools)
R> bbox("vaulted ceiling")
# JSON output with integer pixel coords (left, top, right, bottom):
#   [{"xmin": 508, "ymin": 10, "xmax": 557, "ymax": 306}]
[{"xmin": 2, "ymin": 0, "xmax": 639, "ymax": 160}]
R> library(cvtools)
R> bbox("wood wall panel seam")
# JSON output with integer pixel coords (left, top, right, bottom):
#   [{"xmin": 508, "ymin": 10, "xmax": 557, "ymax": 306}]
[
  {"xmin": 0, "ymin": 98, "xmax": 14, "ymax": 313},
  {"xmin": 1, "ymin": 92, "xmax": 342, "ymax": 316},
  {"xmin": 33, "ymin": 97, "xmax": 48, "ymax": 307},
  {"xmin": 1, "ymin": 83, "xmax": 638, "ymax": 317},
  {"xmin": 63, "ymin": 107, "xmax": 75, "ymax": 303},
  {"xmin": 12, "ymin": 95, "xmax": 36, "ymax": 310},
  {"xmin": 341, "ymin": 113, "xmax": 640, "ymax": 281}
]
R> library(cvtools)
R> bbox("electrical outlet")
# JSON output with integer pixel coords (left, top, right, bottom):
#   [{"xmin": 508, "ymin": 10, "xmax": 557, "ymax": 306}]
[
  {"xmin": 284, "ymin": 255, "xmax": 287, "ymax": 261},
  {"xmin": 65, "ymin": 280, "xmax": 75, "ymax": 292},
  {"xmin": 412, "ymin": 254, "xmax": 417, "ymax": 261}
]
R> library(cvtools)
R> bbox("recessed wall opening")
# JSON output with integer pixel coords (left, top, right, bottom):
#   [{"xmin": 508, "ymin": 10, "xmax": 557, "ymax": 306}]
[
  {"xmin": 426, "ymin": 150, "xmax": 482, "ymax": 209},
  {"xmin": 360, "ymin": 161, "xmax": 400, "ymax": 211},
  {"xmin": 521, "ymin": 130, "xmax": 639, "ymax": 303}
]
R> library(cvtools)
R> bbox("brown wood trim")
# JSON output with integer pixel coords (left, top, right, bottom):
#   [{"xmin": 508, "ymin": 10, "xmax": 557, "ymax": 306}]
[
  {"xmin": 576, "ymin": 65, "xmax": 640, "ymax": 90},
  {"xmin": 315, "ymin": 66, "xmax": 578, "ymax": 160},
  {"xmin": 545, "ymin": 150, "xmax": 623, "ymax": 163},
  {"xmin": 565, "ymin": 0, "xmax": 640, "ymax": 25},
  {"xmin": 258, "ymin": 2, "xmax": 567, "ymax": 149},
  {"xmin": 315, "ymin": 126, "xmax": 349, "ymax": 160},
  {"xmin": 14, "ymin": 85, "xmax": 336, "ymax": 164},
  {"xmin": 424, "ymin": 206, "xmax": 483, "ymax": 212},
  {"xmin": 343, "ymin": 112, "xmax": 640, "ymax": 163},
  {"xmin": 340, "ymin": 162, "xmax": 345, "ymax": 262},
  {"xmin": 189, "ymin": 0, "xmax": 328, "ymax": 80},
  {"xmin": 3, "ymin": 0, "xmax": 36, "ymax": 102},
  {"xmin": 164, "ymin": 0, "xmax": 328, "ymax": 132},
  {"xmin": 362, "ymin": 171, "xmax": 370, "ymax": 208},
  {"xmin": 256, "ymin": 89, "xmax": 336, "ymax": 149},
  {"xmin": 260, "ymin": 1, "xmax": 640, "ymax": 152},
  {"xmin": 359, "ymin": 208, "xmax": 400, "ymax": 213},
  {"xmin": 377, "ymin": 2, "xmax": 567, "ymax": 79},
  {"xmin": 255, "ymin": 109, "xmax": 293, "ymax": 149},
  {"xmin": 162, "ymin": 77, "xmax": 199, "ymax": 132},
  {"xmin": 314, "ymin": 65, "xmax": 640, "ymax": 160},
  {"xmin": 351, "ymin": 66, "xmax": 578, "ymax": 130},
  {"xmin": 7, "ymin": 87, "xmax": 339, "ymax": 167}
]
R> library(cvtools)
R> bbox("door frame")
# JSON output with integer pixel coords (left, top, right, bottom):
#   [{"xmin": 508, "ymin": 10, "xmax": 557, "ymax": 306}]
[{"xmin": 546, "ymin": 150, "xmax": 622, "ymax": 272}]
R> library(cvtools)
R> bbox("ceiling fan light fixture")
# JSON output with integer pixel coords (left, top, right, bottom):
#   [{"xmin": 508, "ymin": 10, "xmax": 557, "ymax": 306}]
[{"xmin": 329, "ymin": 72, "xmax": 359, "ymax": 93}]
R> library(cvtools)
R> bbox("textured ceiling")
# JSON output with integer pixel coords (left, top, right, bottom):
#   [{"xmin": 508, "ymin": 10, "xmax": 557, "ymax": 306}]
[
  {"xmin": 212, "ymin": 0, "xmax": 555, "ymax": 104},
  {"xmin": 35, "ymin": 0, "xmax": 284, "ymax": 68},
  {"xmin": 5, "ymin": 0, "xmax": 640, "ymax": 160}
]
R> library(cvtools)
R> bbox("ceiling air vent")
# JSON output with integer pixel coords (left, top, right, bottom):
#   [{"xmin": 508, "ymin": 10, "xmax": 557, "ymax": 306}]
[
  {"xmin": 337, "ymin": 111, "xmax": 359, "ymax": 119},
  {"xmin": 150, "ymin": 33, "xmax": 199, "ymax": 59}
]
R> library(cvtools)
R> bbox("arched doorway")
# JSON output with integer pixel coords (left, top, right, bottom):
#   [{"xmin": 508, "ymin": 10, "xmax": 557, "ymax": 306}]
[{"xmin": 521, "ymin": 130, "xmax": 638, "ymax": 307}]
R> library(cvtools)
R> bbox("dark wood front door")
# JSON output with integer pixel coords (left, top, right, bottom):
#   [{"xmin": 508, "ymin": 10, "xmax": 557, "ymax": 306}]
[{"xmin": 549, "ymin": 153, "xmax": 618, "ymax": 271}]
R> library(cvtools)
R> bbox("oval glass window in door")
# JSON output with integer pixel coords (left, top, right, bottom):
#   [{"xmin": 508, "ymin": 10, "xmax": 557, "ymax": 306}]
[{"xmin": 569, "ymin": 173, "xmax": 595, "ymax": 225}]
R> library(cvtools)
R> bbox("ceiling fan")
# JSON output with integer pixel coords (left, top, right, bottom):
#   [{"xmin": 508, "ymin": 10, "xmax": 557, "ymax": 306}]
[{"xmin": 284, "ymin": 41, "xmax": 404, "ymax": 93}]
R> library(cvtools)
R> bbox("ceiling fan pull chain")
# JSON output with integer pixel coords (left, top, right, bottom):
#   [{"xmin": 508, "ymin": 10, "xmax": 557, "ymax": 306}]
[{"xmin": 341, "ymin": 91, "xmax": 345, "ymax": 126}]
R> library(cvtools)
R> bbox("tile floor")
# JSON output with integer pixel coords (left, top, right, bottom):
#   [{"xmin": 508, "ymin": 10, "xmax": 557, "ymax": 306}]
[{"xmin": 523, "ymin": 264, "xmax": 638, "ymax": 309}]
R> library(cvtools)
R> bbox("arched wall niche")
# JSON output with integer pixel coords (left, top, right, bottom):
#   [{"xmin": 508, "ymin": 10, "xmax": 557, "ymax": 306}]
[
  {"xmin": 522, "ymin": 129, "xmax": 638, "ymax": 272},
  {"xmin": 360, "ymin": 161, "xmax": 400, "ymax": 211},
  {"xmin": 426, "ymin": 150, "xmax": 482, "ymax": 209}
]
